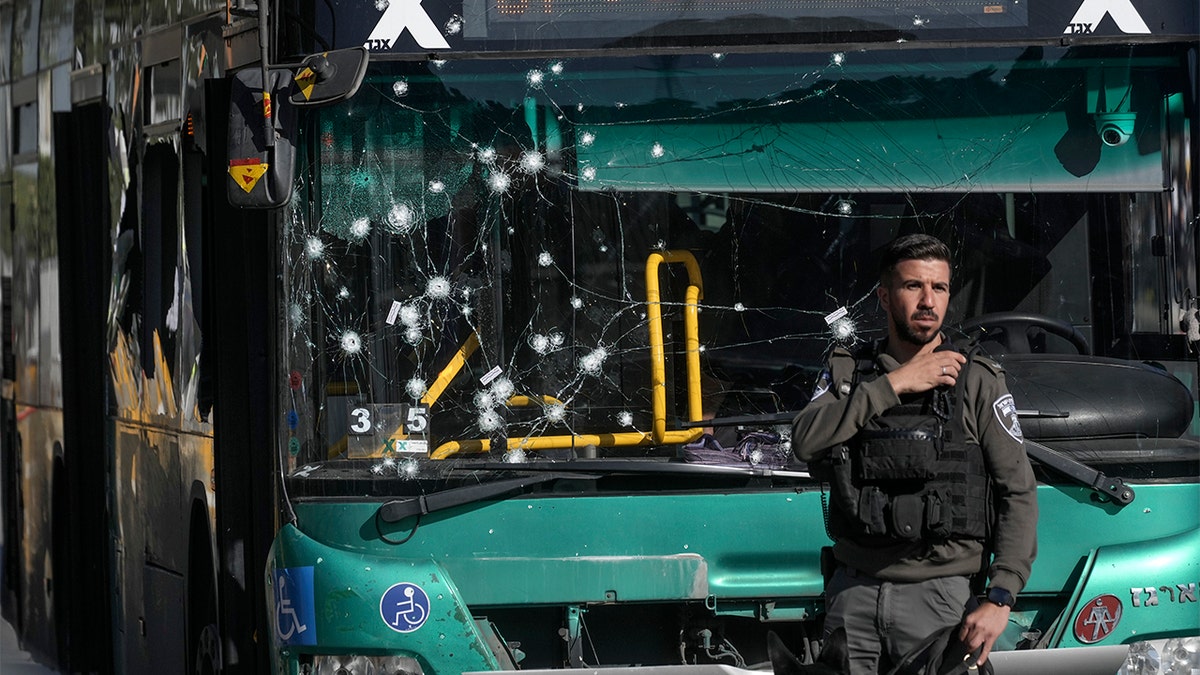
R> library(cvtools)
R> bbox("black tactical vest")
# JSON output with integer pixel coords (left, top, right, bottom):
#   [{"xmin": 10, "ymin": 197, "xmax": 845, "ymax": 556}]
[{"xmin": 814, "ymin": 342, "xmax": 992, "ymax": 544}]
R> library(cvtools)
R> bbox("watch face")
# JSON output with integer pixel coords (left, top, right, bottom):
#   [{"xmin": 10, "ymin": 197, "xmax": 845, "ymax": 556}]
[{"xmin": 988, "ymin": 588, "xmax": 1015, "ymax": 607}]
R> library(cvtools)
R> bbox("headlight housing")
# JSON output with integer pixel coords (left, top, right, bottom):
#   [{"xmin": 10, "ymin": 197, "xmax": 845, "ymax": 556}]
[
  {"xmin": 304, "ymin": 654, "xmax": 426, "ymax": 675},
  {"xmin": 1119, "ymin": 637, "xmax": 1200, "ymax": 675}
]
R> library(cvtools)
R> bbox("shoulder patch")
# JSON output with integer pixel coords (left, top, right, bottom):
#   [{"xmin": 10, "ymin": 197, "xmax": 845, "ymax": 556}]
[
  {"xmin": 810, "ymin": 347, "xmax": 859, "ymax": 401},
  {"xmin": 993, "ymin": 393, "xmax": 1024, "ymax": 442},
  {"xmin": 809, "ymin": 369, "xmax": 833, "ymax": 402}
]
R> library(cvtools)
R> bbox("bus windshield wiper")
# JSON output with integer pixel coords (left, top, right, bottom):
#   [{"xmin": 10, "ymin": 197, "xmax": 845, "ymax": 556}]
[
  {"xmin": 377, "ymin": 472, "xmax": 598, "ymax": 523},
  {"xmin": 466, "ymin": 459, "xmax": 810, "ymax": 478},
  {"xmin": 377, "ymin": 459, "xmax": 809, "ymax": 523}
]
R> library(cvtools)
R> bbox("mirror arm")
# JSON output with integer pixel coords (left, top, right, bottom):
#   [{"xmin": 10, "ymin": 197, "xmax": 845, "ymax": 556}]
[{"xmin": 259, "ymin": 0, "xmax": 274, "ymax": 149}]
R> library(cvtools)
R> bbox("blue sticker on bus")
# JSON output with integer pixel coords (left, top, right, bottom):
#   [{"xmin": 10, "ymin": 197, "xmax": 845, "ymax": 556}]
[
  {"xmin": 274, "ymin": 567, "xmax": 317, "ymax": 646},
  {"xmin": 380, "ymin": 582, "xmax": 430, "ymax": 633}
]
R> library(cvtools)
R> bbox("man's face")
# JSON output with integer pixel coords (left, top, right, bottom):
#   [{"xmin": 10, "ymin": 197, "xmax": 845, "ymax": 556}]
[{"xmin": 877, "ymin": 258, "xmax": 951, "ymax": 347}]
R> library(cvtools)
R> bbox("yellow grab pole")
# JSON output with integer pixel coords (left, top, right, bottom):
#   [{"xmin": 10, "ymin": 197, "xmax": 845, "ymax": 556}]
[
  {"xmin": 384, "ymin": 332, "xmax": 481, "ymax": 446},
  {"xmin": 506, "ymin": 395, "xmax": 565, "ymax": 407},
  {"xmin": 421, "ymin": 332, "xmax": 480, "ymax": 408},
  {"xmin": 645, "ymin": 250, "xmax": 705, "ymax": 441},
  {"xmin": 431, "ymin": 427, "xmax": 705, "ymax": 459},
  {"xmin": 429, "ymin": 248, "xmax": 707, "ymax": 459},
  {"xmin": 683, "ymin": 284, "xmax": 702, "ymax": 424},
  {"xmin": 645, "ymin": 252, "xmax": 670, "ymax": 443}
]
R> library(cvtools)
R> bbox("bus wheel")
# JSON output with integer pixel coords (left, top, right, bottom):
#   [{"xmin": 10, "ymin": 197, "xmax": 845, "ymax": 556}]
[
  {"xmin": 193, "ymin": 620, "xmax": 221, "ymax": 675},
  {"xmin": 188, "ymin": 506, "xmax": 221, "ymax": 675}
]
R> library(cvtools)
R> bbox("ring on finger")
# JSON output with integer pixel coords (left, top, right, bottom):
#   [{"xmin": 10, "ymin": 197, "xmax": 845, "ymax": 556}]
[{"xmin": 941, "ymin": 365, "xmax": 947, "ymax": 375}]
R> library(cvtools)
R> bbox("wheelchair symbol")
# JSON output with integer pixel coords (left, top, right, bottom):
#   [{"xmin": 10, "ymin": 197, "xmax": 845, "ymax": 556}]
[
  {"xmin": 380, "ymin": 582, "xmax": 431, "ymax": 633},
  {"xmin": 276, "ymin": 576, "xmax": 309, "ymax": 641}
]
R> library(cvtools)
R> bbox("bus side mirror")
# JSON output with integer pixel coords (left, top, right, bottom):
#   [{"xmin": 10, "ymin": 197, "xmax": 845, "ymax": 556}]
[
  {"xmin": 226, "ymin": 47, "xmax": 368, "ymax": 209},
  {"xmin": 290, "ymin": 47, "xmax": 369, "ymax": 107},
  {"xmin": 227, "ymin": 68, "xmax": 298, "ymax": 209}
]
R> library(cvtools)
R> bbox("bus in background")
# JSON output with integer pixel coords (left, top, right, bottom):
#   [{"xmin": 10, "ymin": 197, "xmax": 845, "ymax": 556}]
[
  {"xmin": 1, "ymin": 1, "xmax": 361, "ymax": 672},
  {"xmin": 1, "ymin": 0, "xmax": 1197, "ymax": 674}
]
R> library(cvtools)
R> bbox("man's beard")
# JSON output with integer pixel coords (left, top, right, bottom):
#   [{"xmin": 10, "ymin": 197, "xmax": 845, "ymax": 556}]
[{"xmin": 893, "ymin": 310, "xmax": 940, "ymax": 346}]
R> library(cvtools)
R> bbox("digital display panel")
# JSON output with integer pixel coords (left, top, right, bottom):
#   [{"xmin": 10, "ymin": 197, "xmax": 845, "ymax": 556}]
[
  {"xmin": 463, "ymin": 0, "xmax": 1028, "ymax": 41},
  {"xmin": 292, "ymin": 0, "xmax": 1195, "ymax": 57}
]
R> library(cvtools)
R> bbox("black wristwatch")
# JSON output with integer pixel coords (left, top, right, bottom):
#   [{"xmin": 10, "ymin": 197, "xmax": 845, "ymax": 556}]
[{"xmin": 987, "ymin": 587, "xmax": 1016, "ymax": 608}]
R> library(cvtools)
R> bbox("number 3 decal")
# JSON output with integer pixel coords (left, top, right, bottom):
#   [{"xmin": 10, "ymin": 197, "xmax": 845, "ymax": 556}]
[{"xmin": 350, "ymin": 407, "xmax": 372, "ymax": 434}]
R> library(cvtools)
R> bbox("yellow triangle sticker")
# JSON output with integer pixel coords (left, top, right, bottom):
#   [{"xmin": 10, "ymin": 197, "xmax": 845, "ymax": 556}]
[
  {"xmin": 295, "ymin": 67, "xmax": 317, "ymax": 101},
  {"xmin": 229, "ymin": 159, "xmax": 269, "ymax": 194}
]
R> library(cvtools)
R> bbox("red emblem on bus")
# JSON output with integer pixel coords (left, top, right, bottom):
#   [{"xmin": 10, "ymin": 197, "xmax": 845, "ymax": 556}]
[{"xmin": 1074, "ymin": 594, "xmax": 1122, "ymax": 643}]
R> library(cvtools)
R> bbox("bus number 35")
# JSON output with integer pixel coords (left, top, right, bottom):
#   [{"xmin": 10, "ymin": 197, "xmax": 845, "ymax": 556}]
[{"xmin": 348, "ymin": 404, "xmax": 429, "ymax": 436}]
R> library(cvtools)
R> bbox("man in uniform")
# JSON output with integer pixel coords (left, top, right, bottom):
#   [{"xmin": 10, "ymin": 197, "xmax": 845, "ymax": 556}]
[{"xmin": 792, "ymin": 233, "xmax": 1038, "ymax": 673}]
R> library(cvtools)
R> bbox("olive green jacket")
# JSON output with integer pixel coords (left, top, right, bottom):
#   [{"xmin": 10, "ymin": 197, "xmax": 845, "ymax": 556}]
[{"xmin": 792, "ymin": 339, "xmax": 1038, "ymax": 596}]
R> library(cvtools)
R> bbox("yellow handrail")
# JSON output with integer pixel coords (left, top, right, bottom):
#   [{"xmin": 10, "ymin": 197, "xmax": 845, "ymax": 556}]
[
  {"xmin": 506, "ymin": 395, "xmax": 565, "ymax": 407},
  {"xmin": 683, "ymin": 284, "xmax": 703, "ymax": 427},
  {"xmin": 376, "ymin": 332, "xmax": 481, "ymax": 448},
  {"xmin": 427, "ymin": 248, "xmax": 709, "ymax": 460},
  {"xmin": 645, "ymin": 250, "xmax": 705, "ymax": 442},
  {"xmin": 430, "ymin": 428, "xmax": 704, "ymax": 459},
  {"xmin": 422, "ymin": 332, "xmax": 480, "ymax": 408}
]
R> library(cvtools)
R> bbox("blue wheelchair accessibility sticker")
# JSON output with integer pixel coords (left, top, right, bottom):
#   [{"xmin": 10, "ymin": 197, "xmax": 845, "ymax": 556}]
[
  {"xmin": 380, "ymin": 582, "xmax": 431, "ymax": 633},
  {"xmin": 274, "ymin": 567, "xmax": 317, "ymax": 646}
]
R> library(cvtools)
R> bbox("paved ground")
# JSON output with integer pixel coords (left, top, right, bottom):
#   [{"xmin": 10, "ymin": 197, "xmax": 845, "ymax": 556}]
[
  {"xmin": 1, "ymin": 601, "xmax": 59, "ymax": 674},
  {"xmin": 2, "ymin": 488, "xmax": 59, "ymax": 674}
]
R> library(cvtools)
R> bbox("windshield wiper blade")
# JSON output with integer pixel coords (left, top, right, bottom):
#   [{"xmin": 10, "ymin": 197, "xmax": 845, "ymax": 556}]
[
  {"xmin": 377, "ymin": 472, "xmax": 597, "ymax": 523},
  {"xmin": 469, "ymin": 459, "xmax": 810, "ymax": 478}
]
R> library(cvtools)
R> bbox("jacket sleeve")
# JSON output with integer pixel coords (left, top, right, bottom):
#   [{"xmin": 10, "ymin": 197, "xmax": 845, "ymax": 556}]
[
  {"xmin": 969, "ymin": 362, "xmax": 1039, "ymax": 595},
  {"xmin": 792, "ymin": 350, "xmax": 901, "ymax": 462}
]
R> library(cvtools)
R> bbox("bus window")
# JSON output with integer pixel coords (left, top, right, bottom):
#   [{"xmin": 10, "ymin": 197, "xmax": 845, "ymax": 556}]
[{"xmin": 278, "ymin": 47, "xmax": 1198, "ymax": 472}]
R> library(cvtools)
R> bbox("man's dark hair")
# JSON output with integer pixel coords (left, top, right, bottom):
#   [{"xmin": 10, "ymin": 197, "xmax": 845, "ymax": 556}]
[{"xmin": 879, "ymin": 234, "xmax": 951, "ymax": 287}]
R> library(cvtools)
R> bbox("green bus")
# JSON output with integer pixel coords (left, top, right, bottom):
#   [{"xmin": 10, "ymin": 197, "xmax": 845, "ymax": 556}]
[{"xmin": 2, "ymin": 0, "xmax": 1197, "ymax": 673}]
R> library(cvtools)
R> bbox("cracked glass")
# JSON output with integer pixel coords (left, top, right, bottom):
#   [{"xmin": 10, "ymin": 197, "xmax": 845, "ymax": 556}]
[{"xmin": 277, "ymin": 46, "xmax": 1197, "ymax": 489}]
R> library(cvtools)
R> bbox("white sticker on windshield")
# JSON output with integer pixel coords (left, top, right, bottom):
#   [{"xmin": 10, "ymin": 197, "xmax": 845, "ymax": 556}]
[
  {"xmin": 824, "ymin": 307, "xmax": 848, "ymax": 325},
  {"xmin": 480, "ymin": 365, "xmax": 502, "ymax": 385}
]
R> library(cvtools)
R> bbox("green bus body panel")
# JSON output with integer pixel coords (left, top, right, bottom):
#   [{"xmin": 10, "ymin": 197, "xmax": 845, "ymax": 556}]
[
  {"xmin": 279, "ymin": 481, "xmax": 1198, "ymax": 612},
  {"xmin": 288, "ymin": 490, "xmax": 830, "ymax": 607},
  {"xmin": 1053, "ymin": 527, "xmax": 1200, "ymax": 648},
  {"xmin": 1023, "ymin": 482, "xmax": 1200, "ymax": 594},
  {"xmin": 268, "ymin": 481, "xmax": 1198, "ymax": 670},
  {"xmin": 269, "ymin": 524, "xmax": 501, "ymax": 671}
]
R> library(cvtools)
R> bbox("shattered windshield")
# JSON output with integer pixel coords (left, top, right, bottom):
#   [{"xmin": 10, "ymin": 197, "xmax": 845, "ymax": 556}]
[{"xmin": 278, "ymin": 46, "xmax": 1196, "ymax": 482}]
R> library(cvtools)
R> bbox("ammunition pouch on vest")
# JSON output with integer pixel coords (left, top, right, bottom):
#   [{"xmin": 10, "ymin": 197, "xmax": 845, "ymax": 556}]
[{"xmin": 813, "ymin": 343, "xmax": 992, "ymax": 544}]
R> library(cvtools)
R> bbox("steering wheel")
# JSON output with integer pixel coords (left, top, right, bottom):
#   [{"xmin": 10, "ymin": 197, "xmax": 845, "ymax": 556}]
[{"xmin": 958, "ymin": 312, "xmax": 1091, "ymax": 355}]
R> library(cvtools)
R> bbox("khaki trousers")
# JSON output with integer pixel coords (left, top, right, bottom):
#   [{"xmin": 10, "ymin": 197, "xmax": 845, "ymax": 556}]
[{"xmin": 823, "ymin": 566, "xmax": 971, "ymax": 675}]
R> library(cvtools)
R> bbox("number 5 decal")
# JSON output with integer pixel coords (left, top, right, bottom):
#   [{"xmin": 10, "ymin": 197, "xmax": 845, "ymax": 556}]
[
  {"xmin": 350, "ymin": 407, "xmax": 372, "ymax": 434},
  {"xmin": 405, "ymin": 404, "xmax": 429, "ymax": 434}
]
